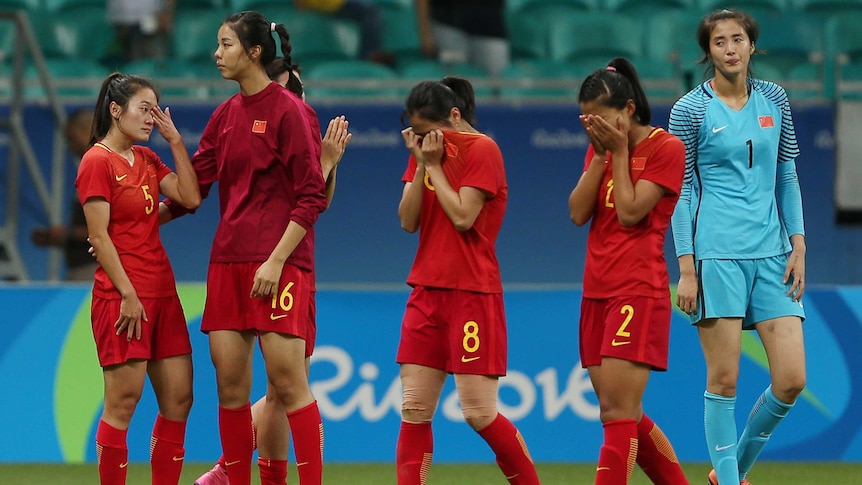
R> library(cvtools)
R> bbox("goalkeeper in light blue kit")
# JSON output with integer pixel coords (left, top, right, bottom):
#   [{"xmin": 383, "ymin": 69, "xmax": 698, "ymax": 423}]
[{"xmin": 669, "ymin": 8, "xmax": 806, "ymax": 485}]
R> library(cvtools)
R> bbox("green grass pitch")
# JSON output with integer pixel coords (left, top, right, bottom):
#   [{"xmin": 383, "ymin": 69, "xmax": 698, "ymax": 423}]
[{"xmin": 1, "ymin": 462, "xmax": 861, "ymax": 484}]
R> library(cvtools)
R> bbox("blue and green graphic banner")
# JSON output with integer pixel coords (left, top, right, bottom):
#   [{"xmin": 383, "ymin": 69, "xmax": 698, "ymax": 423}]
[{"xmin": 0, "ymin": 284, "xmax": 859, "ymax": 463}]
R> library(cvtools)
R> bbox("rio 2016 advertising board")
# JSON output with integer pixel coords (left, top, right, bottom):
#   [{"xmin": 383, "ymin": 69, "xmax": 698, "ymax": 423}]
[{"xmin": 0, "ymin": 284, "xmax": 860, "ymax": 463}]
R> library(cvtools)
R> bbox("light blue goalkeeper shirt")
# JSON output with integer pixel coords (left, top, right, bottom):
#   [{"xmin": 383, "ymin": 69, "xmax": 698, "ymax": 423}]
[{"xmin": 669, "ymin": 78, "xmax": 805, "ymax": 260}]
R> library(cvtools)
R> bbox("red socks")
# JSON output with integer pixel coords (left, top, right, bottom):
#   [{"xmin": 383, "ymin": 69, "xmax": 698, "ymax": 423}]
[
  {"xmin": 477, "ymin": 414, "xmax": 541, "ymax": 485},
  {"xmin": 96, "ymin": 419, "xmax": 128, "ymax": 485},
  {"xmin": 259, "ymin": 458, "xmax": 288, "ymax": 485},
  {"xmin": 396, "ymin": 421, "xmax": 433, "ymax": 485},
  {"xmin": 595, "ymin": 418, "xmax": 638, "ymax": 485},
  {"xmin": 286, "ymin": 401, "xmax": 323, "ymax": 485},
  {"xmin": 219, "ymin": 403, "xmax": 254, "ymax": 485},
  {"xmin": 150, "ymin": 415, "xmax": 186, "ymax": 485},
  {"xmin": 636, "ymin": 414, "xmax": 688, "ymax": 485}
]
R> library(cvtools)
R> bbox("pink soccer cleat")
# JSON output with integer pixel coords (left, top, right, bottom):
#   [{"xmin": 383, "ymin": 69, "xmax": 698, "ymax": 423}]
[
  {"xmin": 195, "ymin": 464, "xmax": 229, "ymax": 485},
  {"xmin": 708, "ymin": 469, "xmax": 752, "ymax": 485}
]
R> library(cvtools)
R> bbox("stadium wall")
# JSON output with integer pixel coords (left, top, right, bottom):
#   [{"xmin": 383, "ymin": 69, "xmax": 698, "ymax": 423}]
[
  {"xmin": 0, "ymin": 284, "xmax": 860, "ymax": 463},
  {"xmin": 1, "ymin": 102, "xmax": 860, "ymax": 285}
]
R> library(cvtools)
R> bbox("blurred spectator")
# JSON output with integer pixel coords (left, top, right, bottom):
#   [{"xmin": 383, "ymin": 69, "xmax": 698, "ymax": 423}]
[
  {"xmin": 415, "ymin": 0, "xmax": 509, "ymax": 77},
  {"xmin": 295, "ymin": 0, "xmax": 394, "ymax": 64},
  {"xmin": 107, "ymin": 0, "xmax": 174, "ymax": 62},
  {"xmin": 31, "ymin": 109, "xmax": 99, "ymax": 282}
]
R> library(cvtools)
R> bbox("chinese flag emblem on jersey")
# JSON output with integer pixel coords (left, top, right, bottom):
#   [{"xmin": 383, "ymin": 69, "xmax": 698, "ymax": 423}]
[
  {"xmin": 631, "ymin": 157, "xmax": 647, "ymax": 170},
  {"xmin": 759, "ymin": 115, "xmax": 775, "ymax": 128},
  {"xmin": 252, "ymin": 120, "xmax": 267, "ymax": 133}
]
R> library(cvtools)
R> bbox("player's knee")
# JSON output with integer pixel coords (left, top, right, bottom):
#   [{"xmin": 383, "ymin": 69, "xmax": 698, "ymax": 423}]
[
  {"xmin": 709, "ymin": 371, "xmax": 739, "ymax": 396},
  {"xmin": 104, "ymin": 392, "xmax": 142, "ymax": 424},
  {"xmin": 165, "ymin": 388, "xmax": 194, "ymax": 420},
  {"xmin": 462, "ymin": 407, "xmax": 496, "ymax": 431},
  {"xmin": 401, "ymin": 400, "xmax": 436, "ymax": 423},
  {"xmin": 216, "ymin": 380, "xmax": 252, "ymax": 407},
  {"xmin": 774, "ymin": 375, "xmax": 806, "ymax": 403}
]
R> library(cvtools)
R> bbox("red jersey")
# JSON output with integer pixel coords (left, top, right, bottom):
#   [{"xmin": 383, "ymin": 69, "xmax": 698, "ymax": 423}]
[
  {"xmin": 401, "ymin": 130, "xmax": 507, "ymax": 293},
  {"xmin": 76, "ymin": 144, "xmax": 176, "ymax": 299},
  {"xmin": 170, "ymin": 82, "xmax": 326, "ymax": 271},
  {"xmin": 301, "ymin": 100, "xmax": 321, "ymax": 289},
  {"xmin": 582, "ymin": 128, "xmax": 685, "ymax": 299}
]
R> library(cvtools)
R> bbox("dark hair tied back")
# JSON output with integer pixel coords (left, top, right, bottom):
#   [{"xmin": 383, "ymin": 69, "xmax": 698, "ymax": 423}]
[
  {"xmin": 577, "ymin": 57, "xmax": 651, "ymax": 125},
  {"xmin": 90, "ymin": 72, "xmax": 158, "ymax": 146},
  {"xmin": 224, "ymin": 11, "xmax": 294, "ymax": 79}
]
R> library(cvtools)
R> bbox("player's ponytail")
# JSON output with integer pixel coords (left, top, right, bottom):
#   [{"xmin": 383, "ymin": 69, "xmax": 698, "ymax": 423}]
[
  {"xmin": 441, "ymin": 76, "xmax": 478, "ymax": 127},
  {"xmin": 270, "ymin": 22, "xmax": 299, "ymax": 91},
  {"xmin": 578, "ymin": 57, "xmax": 651, "ymax": 125}
]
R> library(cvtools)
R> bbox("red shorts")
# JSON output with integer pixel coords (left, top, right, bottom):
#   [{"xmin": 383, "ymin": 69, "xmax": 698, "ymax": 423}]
[
  {"xmin": 579, "ymin": 296, "xmax": 671, "ymax": 371},
  {"xmin": 397, "ymin": 286, "xmax": 507, "ymax": 376},
  {"xmin": 202, "ymin": 262, "xmax": 315, "ymax": 356},
  {"xmin": 91, "ymin": 294, "xmax": 191, "ymax": 367}
]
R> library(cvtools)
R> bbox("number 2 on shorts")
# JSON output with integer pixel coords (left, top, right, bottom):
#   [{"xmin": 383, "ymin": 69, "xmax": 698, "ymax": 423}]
[{"xmin": 617, "ymin": 304, "xmax": 634, "ymax": 338}]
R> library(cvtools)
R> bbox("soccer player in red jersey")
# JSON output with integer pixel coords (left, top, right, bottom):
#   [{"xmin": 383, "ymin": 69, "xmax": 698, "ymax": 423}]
[
  {"xmin": 193, "ymin": 60, "xmax": 351, "ymax": 485},
  {"xmin": 76, "ymin": 72, "xmax": 201, "ymax": 485},
  {"xmin": 396, "ymin": 77, "xmax": 540, "ymax": 485},
  {"xmin": 164, "ymin": 11, "xmax": 327, "ymax": 485},
  {"xmin": 568, "ymin": 58, "xmax": 689, "ymax": 485}
]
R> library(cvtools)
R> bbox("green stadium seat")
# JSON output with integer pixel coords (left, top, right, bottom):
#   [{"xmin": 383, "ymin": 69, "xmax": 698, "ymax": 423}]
[
  {"xmin": 0, "ymin": 16, "xmax": 14, "ymax": 59},
  {"xmin": 825, "ymin": 12, "xmax": 862, "ymax": 98},
  {"xmin": 399, "ymin": 59, "xmax": 448, "ymax": 81},
  {"xmin": 505, "ymin": 5, "xmax": 555, "ymax": 61},
  {"xmin": 605, "ymin": 0, "xmax": 695, "ymax": 16},
  {"xmin": 753, "ymin": 12, "xmax": 824, "ymax": 98},
  {"xmin": 228, "ymin": 0, "xmax": 290, "ymax": 14},
  {"xmin": 507, "ymin": 0, "xmax": 597, "ymax": 14},
  {"xmin": 506, "ymin": 3, "xmax": 596, "ymax": 62},
  {"xmin": 305, "ymin": 59, "xmax": 398, "ymax": 101},
  {"xmin": 0, "ymin": 0, "xmax": 42, "ymax": 10},
  {"xmin": 698, "ymin": 0, "xmax": 789, "ymax": 17},
  {"xmin": 498, "ymin": 59, "xmax": 579, "ymax": 102},
  {"xmin": 784, "ymin": 62, "xmax": 825, "ymax": 100},
  {"xmin": 283, "ymin": 10, "xmax": 360, "ymax": 65},
  {"xmin": 644, "ymin": 9, "xmax": 709, "ymax": 90},
  {"xmin": 792, "ymin": 0, "xmax": 862, "ymax": 20},
  {"xmin": 634, "ymin": 61, "xmax": 684, "ymax": 102},
  {"xmin": 548, "ymin": 12, "xmax": 644, "ymax": 63},
  {"xmin": 24, "ymin": 58, "xmax": 111, "ymax": 98},
  {"xmin": 371, "ymin": 0, "xmax": 411, "ymax": 7},
  {"xmin": 177, "ymin": 0, "xmax": 226, "ymax": 9},
  {"xmin": 378, "ymin": 1, "xmax": 423, "ymax": 67},
  {"xmin": 172, "ymin": 9, "xmax": 226, "ymax": 62},
  {"xmin": 37, "ymin": 7, "xmax": 116, "ymax": 62},
  {"xmin": 123, "ymin": 59, "xmax": 211, "ymax": 99},
  {"xmin": 42, "ymin": 0, "xmax": 104, "ymax": 11}
]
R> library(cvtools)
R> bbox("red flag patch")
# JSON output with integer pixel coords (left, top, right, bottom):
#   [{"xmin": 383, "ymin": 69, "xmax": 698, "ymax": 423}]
[
  {"xmin": 631, "ymin": 157, "xmax": 647, "ymax": 170},
  {"xmin": 252, "ymin": 120, "xmax": 267, "ymax": 133},
  {"xmin": 759, "ymin": 115, "xmax": 774, "ymax": 128}
]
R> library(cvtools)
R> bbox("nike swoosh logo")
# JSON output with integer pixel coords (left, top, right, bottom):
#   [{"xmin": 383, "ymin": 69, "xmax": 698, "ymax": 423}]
[
  {"xmin": 712, "ymin": 125, "xmax": 728, "ymax": 133},
  {"xmin": 597, "ymin": 466, "xmax": 611, "ymax": 471},
  {"xmin": 115, "ymin": 174, "xmax": 128, "ymax": 181},
  {"xmin": 610, "ymin": 339, "xmax": 631, "ymax": 347},
  {"xmin": 759, "ymin": 432, "xmax": 772, "ymax": 438},
  {"xmin": 119, "ymin": 462, "xmax": 128, "ymax": 468},
  {"xmin": 715, "ymin": 444, "xmax": 735, "ymax": 451},
  {"xmin": 270, "ymin": 313, "xmax": 288, "ymax": 320},
  {"xmin": 505, "ymin": 473, "xmax": 521, "ymax": 479},
  {"xmin": 225, "ymin": 460, "xmax": 242, "ymax": 466},
  {"xmin": 297, "ymin": 461, "xmax": 310, "ymax": 467},
  {"xmin": 172, "ymin": 456, "xmax": 184, "ymax": 461},
  {"xmin": 461, "ymin": 355, "xmax": 480, "ymax": 363}
]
